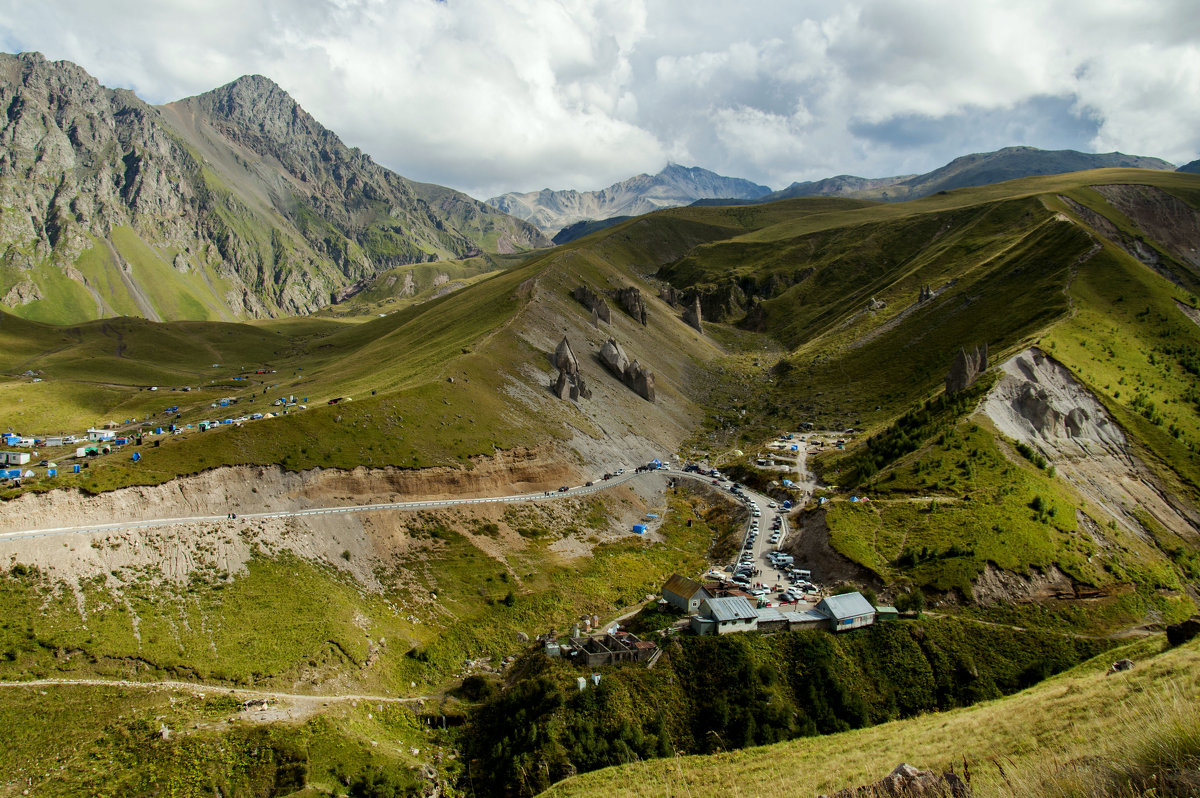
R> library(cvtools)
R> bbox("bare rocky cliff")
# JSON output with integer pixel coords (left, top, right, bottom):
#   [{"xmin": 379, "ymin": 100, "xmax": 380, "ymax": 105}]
[
  {"xmin": 983, "ymin": 349, "xmax": 1199, "ymax": 541},
  {"xmin": 0, "ymin": 52, "xmax": 549, "ymax": 322}
]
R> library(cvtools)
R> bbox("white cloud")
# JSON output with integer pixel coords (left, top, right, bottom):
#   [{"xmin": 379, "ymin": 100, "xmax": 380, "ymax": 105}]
[{"xmin": 1, "ymin": 0, "xmax": 1197, "ymax": 197}]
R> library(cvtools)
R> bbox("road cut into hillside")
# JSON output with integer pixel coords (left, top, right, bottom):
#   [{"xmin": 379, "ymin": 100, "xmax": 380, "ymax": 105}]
[{"xmin": 0, "ymin": 465, "xmax": 741, "ymax": 596}]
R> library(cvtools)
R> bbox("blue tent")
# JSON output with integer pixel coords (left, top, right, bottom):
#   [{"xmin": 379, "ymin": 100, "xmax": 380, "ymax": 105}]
[
  {"xmin": 47, "ymin": 468, "xmax": 56, "ymax": 477},
  {"xmin": 632, "ymin": 524, "xmax": 647, "ymax": 534},
  {"xmin": 790, "ymin": 444, "xmax": 799, "ymax": 451},
  {"xmin": 782, "ymin": 479, "xmax": 794, "ymax": 487},
  {"xmin": 131, "ymin": 452, "xmax": 141, "ymax": 462}
]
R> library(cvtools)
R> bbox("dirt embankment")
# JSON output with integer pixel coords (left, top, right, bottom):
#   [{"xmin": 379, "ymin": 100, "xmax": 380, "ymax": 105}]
[
  {"xmin": 982, "ymin": 348, "xmax": 1199, "ymax": 541},
  {"xmin": 0, "ymin": 454, "xmax": 675, "ymax": 602},
  {"xmin": 784, "ymin": 507, "xmax": 881, "ymax": 588},
  {"xmin": 0, "ymin": 446, "xmax": 574, "ymax": 536},
  {"xmin": 971, "ymin": 562, "xmax": 1080, "ymax": 604}
]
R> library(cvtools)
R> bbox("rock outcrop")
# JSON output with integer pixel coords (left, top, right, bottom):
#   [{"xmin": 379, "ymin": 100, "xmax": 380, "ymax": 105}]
[
  {"xmin": 599, "ymin": 338, "xmax": 630, "ymax": 376},
  {"xmin": 918, "ymin": 285, "xmax": 933, "ymax": 302},
  {"xmin": 552, "ymin": 370, "xmax": 571, "ymax": 400},
  {"xmin": 554, "ymin": 336, "xmax": 579, "ymax": 376},
  {"xmin": 2, "ymin": 280, "xmax": 41, "ymax": 306},
  {"xmin": 682, "ymin": 296, "xmax": 703, "ymax": 332},
  {"xmin": 659, "ymin": 285, "xmax": 684, "ymax": 307},
  {"xmin": 598, "ymin": 338, "xmax": 655, "ymax": 401},
  {"xmin": 572, "ymin": 284, "xmax": 610, "ymax": 323},
  {"xmin": 742, "ymin": 299, "xmax": 767, "ymax": 332},
  {"xmin": 1106, "ymin": 658, "xmax": 1135, "ymax": 675},
  {"xmin": 550, "ymin": 337, "xmax": 591, "ymax": 402},
  {"xmin": 627, "ymin": 360, "xmax": 656, "ymax": 402},
  {"xmin": 944, "ymin": 344, "xmax": 988, "ymax": 394},
  {"xmin": 820, "ymin": 763, "xmax": 971, "ymax": 798},
  {"xmin": 614, "ymin": 286, "xmax": 648, "ymax": 325}
]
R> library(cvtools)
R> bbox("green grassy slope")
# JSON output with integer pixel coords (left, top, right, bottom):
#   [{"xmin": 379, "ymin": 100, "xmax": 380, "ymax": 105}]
[
  {"xmin": 650, "ymin": 169, "xmax": 1200, "ymax": 627},
  {"xmin": 548, "ymin": 636, "xmax": 1200, "ymax": 798},
  {"xmin": 0, "ymin": 683, "xmax": 430, "ymax": 797}
]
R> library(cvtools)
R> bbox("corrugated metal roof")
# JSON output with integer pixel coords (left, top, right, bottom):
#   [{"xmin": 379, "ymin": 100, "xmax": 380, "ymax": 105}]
[
  {"xmin": 818, "ymin": 592, "xmax": 876, "ymax": 620},
  {"xmin": 755, "ymin": 607, "xmax": 787, "ymax": 623},
  {"xmin": 791, "ymin": 609, "xmax": 828, "ymax": 623},
  {"xmin": 704, "ymin": 596, "xmax": 758, "ymax": 622},
  {"xmin": 663, "ymin": 573, "xmax": 707, "ymax": 601}
]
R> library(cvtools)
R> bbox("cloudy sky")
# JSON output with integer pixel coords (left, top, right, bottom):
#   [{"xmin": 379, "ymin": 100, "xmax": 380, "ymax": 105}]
[{"xmin": 2, "ymin": 0, "xmax": 1197, "ymax": 199}]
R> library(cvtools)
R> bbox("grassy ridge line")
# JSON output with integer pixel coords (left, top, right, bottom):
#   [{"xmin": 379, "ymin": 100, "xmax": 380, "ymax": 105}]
[
  {"xmin": 545, "ymin": 637, "xmax": 1200, "ymax": 798},
  {"xmin": 734, "ymin": 168, "xmax": 1200, "ymax": 244}
]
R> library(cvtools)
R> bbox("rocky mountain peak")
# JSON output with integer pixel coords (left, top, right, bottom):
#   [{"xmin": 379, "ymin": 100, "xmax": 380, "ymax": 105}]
[
  {"xmin": 0, "ymin": 51, "xmax": 548, "ymax": 323},
  {"xmin": 184, "ymin": 73, "xmax": 340, "ymax": 158}
]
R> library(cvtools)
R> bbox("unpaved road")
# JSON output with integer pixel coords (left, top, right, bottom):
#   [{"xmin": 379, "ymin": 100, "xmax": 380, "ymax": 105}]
[
  {"xmin": 0, "ymin": 678, "xmax": 436, "ymax": 725},
  {"xmin": 0, "ymin": 677, "xmax": 429, "ymax": 704},
  {"xmin": 0, "ymin": 468, "xmax": 713, "ymax": 543}
]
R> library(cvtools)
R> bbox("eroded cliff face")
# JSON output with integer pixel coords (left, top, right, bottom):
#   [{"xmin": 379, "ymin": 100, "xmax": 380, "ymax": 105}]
[
  {"xmin": 983, "ymin": 348, "xmax": 1199, "ymax": 541},
  {"xmin": 0, "ymin": 52, "xmax": 548, "ymax": 322}
]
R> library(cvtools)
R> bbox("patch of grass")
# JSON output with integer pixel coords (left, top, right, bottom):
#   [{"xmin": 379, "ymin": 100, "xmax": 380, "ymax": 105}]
[
  {"xmin": 818, "ymin": 421, "xmax": 1104, "ymax": 595},
  {"xmin": 0, "ymin": 485, "xmax": 739, "ymax": 697},
  {"xmin": 393, "ymin": 486, "xmax": 731, "ymax": 678},
  {"xmin": 0, "ymin": 684, "xmax": 430, "ymax": 797}
]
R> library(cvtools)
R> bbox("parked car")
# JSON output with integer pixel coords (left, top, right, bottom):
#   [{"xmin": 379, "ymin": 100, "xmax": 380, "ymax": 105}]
[{"xmin": 558, "ymin": 485, "xmax": 570, "ymax": 492}]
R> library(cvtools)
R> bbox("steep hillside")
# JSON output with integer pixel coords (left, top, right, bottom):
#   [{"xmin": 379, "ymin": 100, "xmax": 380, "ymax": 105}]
[
  {"xmin": 548, "ymin": 636, "xmax": 1200, "ymax": 798},
  {"xmin": 0, "ymin": 52, "xmax": 548, "ymax": 324},
  {"xmin": 654, "ymin": 169, "xmax": 1200, "ymax": 627},
  {"xmin": 763, "ymin": 146, "xmax": 1174, "ymax": 203},
  {"xmin": 486, "ymin": 163, "xmax": 771, "ymax": 236}
]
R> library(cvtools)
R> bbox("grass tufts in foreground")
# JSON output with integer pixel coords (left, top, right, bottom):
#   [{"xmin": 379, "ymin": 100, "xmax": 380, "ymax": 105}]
[{"xmin": 993, "ymin": 681, "xmax": 1200, "ymax": 797}]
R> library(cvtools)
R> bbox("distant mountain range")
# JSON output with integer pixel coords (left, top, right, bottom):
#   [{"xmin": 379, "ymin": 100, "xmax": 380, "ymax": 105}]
[
  {"xmin": 0, "ymin": 52, "xmax": 548, "ymax": 323},
  {"xmin": 725, "ymin": 146, "xmax": 1176, "ymax": 205},
  {"xmin": 486, "ymin": 164, "xmax": 771, "ymax": 236},
  {"xmin": 539, "ymin": 147, "xmax": 1181, "ymax": 244}
]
